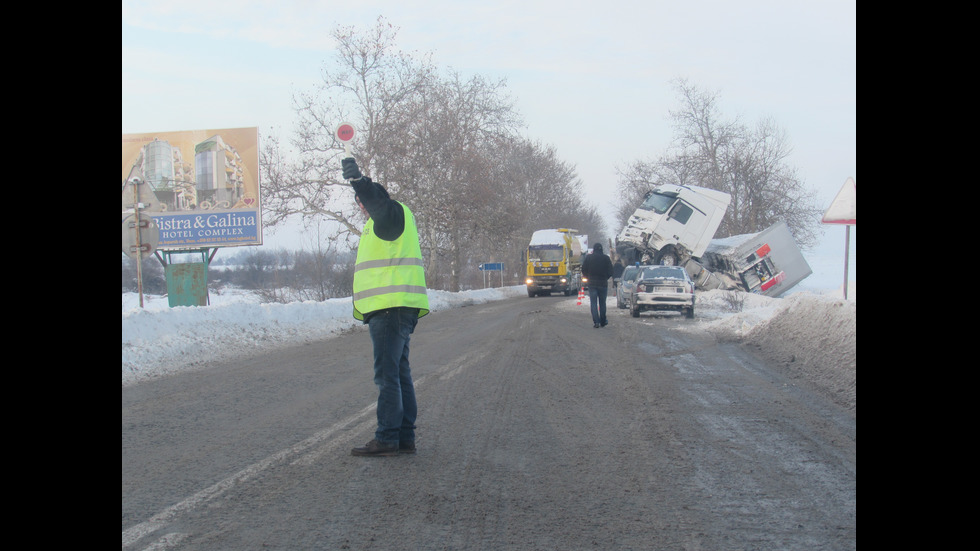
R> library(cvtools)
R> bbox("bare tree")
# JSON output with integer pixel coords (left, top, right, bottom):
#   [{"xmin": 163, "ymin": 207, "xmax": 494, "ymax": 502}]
[
  {"xmin": 372, "ymin": 70, "xmax": 522, "ymax": 290},
  {"xmin": 261, "ymin": 17, "xmax": 609, "ymax": 291},
  {"xmin": 614, "ymin": 79, "xmax": 821, "ymax": 248},
  {"xmin": 260, "ymin": 16, "xmax": 436, "ymax": 248}
]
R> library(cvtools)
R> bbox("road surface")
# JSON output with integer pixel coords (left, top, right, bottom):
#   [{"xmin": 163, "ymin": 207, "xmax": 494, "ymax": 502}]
[{"xmin": 122, "ymin": 294, "xmax": 856, "ymax": 550}]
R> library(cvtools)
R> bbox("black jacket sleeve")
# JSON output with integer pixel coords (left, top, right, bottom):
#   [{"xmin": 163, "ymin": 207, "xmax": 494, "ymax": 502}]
[{"xmin": 351, "ymin": 177, "xmax": 405, "ymax": 241}]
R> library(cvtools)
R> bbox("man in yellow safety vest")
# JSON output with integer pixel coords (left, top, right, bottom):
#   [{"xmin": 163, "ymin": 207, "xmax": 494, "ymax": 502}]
[{"xmin": 343, "ymin": 157, "xmax": 430, "ymax": 457}]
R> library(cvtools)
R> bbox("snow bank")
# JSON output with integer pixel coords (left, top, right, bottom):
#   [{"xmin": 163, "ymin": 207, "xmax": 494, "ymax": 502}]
[
  {"xmin": 122, "ymin": 286, "xmax": 527, "ymax": 386},
  {"xmin": 690, "ymin": 288, "xmax": 856, "ymax": 410},
  {"xmin": 124, "ymin": 281, "xmax": 855, "ymax": 411},
  {"xmin": 741, "ymin": 293, "xmax": 856, "ymax": 410}
]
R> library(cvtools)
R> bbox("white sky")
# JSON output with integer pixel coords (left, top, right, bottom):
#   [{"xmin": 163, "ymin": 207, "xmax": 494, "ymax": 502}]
[{"xmin": 122, "ymin": 0, "xmax": 856, "ymax": 251}]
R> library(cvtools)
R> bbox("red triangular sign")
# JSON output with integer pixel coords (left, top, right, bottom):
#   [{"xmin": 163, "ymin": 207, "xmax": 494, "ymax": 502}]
[{"xmin": 822, "ymin": 177, "xmax": 855, "ymax": 225}]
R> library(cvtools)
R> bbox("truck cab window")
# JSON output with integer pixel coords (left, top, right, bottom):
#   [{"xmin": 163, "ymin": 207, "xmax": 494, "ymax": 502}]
[{"xmin": 669, "ymin": 202, "xmax": 694, "ymax": 224}]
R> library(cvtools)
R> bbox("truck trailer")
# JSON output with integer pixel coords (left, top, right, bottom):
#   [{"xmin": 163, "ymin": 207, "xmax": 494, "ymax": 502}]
[{"xmin": 699, "ymin": 221, "xmax": 812, "ymax": 297}]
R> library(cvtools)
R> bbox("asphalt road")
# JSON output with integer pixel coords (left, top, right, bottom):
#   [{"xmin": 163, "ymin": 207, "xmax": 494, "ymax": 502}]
[{"xmin": 122, "ymin": 294, "xmax": 856, "ymax": 550}]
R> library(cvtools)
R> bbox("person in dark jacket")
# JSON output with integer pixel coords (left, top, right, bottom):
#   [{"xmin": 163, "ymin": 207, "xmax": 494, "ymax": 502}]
[
  {"xmin": 581, "ymin": 243, "xmax": 614, "ymax": 328},
  {"xmin": 342, "ymin": 157, "xmax": 429, "ymax": 457}
]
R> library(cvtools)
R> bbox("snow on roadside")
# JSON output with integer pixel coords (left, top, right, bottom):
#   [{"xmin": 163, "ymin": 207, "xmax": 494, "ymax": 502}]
[
  {"xmin": 122, "ymin": 286, "xmax": 527, "ymax": 386},
  {"xmin": 123, "ymin": 284, "xmax": 855, "ymax": 405}
]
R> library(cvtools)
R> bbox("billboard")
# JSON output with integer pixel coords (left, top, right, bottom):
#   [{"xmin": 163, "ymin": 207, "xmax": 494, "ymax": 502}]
[{"xmin": 122, "ymin": 127, "xmax": 261, "ymax": 250}]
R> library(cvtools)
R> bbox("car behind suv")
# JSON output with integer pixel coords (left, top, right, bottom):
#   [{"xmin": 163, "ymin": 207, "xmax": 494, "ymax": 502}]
[
  {"xmin": 616, "ymin": 265, "xmax": 644, "ymax": 309},
  {"xmin": 629, "ymin": 265, "xmax": 695, "ymax": 319}
]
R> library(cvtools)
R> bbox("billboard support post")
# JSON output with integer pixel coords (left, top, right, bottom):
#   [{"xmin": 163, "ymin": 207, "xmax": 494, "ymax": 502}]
[{"xmin": 132, "ymin": 180, "xmax": 145, "ymax": 308}]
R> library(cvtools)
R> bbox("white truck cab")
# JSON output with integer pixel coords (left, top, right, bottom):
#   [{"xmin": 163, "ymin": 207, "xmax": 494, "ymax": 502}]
[{"xmin": 617, "ymin": 184, "xmax": 731, "ymax": 265}]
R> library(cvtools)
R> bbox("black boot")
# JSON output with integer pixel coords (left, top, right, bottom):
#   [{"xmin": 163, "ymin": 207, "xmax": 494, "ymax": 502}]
[{"xmin": 351, "ymin": 439, "xmax": 398, "ymax": 456}]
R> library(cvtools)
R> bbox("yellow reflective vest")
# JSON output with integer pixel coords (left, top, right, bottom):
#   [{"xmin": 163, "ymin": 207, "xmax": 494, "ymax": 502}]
[{"xmin": 352, "ymin": 202, "xmax": 430, "ymax": 321}]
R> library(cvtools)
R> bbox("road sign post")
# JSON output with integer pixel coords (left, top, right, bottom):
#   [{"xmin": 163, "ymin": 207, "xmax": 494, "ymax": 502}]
[
  {"xmin": 822, "ymin": 177, "xmax": 856, "ymax": 299},
  {"xmin": 479, "ymin": 263, "xmax": 505, "ymax": 288},
  {"xmin": 122, "ymin": 176, "xmax": 161, "ymax": 308}
]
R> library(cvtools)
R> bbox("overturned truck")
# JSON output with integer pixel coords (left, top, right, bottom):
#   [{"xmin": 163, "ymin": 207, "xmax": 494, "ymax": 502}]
[
  {"xmin": 699, "ymin": 221, "xmax": 813, "ymax": 296},
  {"xmin": 615, "ymin": 184, "xmax": 811, "ymax": 297}
]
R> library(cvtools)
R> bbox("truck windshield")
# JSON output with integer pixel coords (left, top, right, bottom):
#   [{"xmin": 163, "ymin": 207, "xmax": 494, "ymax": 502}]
[
  {"xmin": 639, "ymin": 192, "xmax": 677, "ymax": 214},
  {"xmin": 529, "ymin": 247, "xmax": 564, "ymax": 262}
]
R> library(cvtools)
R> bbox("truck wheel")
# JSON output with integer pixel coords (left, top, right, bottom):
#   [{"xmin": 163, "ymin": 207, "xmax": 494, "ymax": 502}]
[
  {"xmin": 527, "ymin": 289, "xmax": 535, "ymax": 298},
  {"xmin": 657, "ymin": 249, "xmax": 678, "ymax": 266},
  {"xmin": 685, "ymin": 306, "xmax": 694, "ymax": 319}
]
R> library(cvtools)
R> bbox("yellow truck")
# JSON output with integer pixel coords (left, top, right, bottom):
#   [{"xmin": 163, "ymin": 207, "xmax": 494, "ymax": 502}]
[{"xmin": 525, "ymin": 229, "xmax": 587, "ymax": 297}]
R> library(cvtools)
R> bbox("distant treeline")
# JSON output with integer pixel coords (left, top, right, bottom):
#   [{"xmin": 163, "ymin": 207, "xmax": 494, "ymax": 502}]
[
  {"xmin": 121, "ymin": 247, "xmax": 356, "ymax": 303},
  {"xmin": 122, "ymin": 244, "xmax": 517, "ymax": 304}
]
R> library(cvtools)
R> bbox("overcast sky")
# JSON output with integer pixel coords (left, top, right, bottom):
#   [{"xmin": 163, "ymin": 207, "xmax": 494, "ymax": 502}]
[{"xmin": 122, "ymin": 0, "xmax": 856, "ymax": 251}]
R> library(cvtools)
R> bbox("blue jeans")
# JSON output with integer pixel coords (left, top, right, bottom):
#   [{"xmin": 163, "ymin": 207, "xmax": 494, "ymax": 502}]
[
  {"xmin": 588, "ymin": 286, "xmax": 608, "ymax": 325},
  {"xmin": 367, "ymin": 307, "xmax": 419, "ymax": 446}
]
